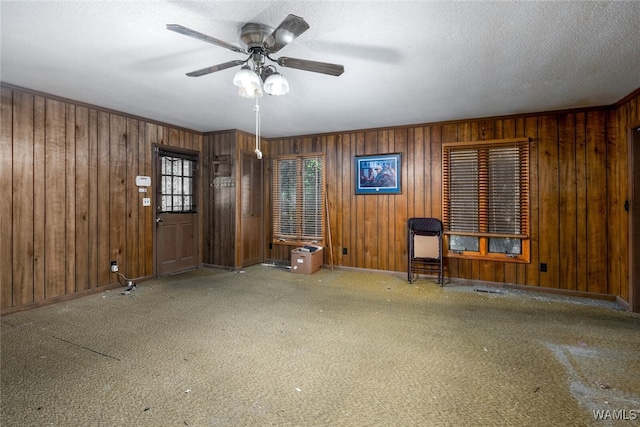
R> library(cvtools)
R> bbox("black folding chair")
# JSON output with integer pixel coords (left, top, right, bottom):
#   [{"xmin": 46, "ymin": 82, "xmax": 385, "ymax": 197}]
[{"xmin": 407, "ymin": 217, "xmax": 444, "ymax": 285}]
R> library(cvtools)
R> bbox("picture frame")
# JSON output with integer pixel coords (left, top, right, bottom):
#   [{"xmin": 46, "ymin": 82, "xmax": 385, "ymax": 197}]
[{"xmin": 355, "ymin": 153, "xmax": 402, "ymax": 195}]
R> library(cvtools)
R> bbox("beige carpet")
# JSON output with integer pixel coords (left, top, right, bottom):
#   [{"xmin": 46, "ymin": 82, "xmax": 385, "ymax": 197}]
[{"xmin": 2, "ymin": 266, "xmax": 640, "ymax": 427}]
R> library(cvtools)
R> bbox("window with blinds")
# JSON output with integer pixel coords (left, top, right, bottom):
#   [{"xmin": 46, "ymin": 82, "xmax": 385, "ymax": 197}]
[
  {"xmin": 442, "ymin": 138, "xmax": 530, "ymax": 262},
  {"xmin": 272, "ymin": 153, "xmax": 325, "ymax": 244}
]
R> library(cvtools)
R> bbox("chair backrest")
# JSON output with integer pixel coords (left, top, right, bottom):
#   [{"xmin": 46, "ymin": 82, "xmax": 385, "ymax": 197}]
[{"xmin": 407, "ymin": 217, "xmax": 442, "ymax": 235}]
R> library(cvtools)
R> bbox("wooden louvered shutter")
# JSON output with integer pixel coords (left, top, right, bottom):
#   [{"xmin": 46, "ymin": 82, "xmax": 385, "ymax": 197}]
[
  {"xmin": 442, "ymin": 138, "xmax": 530, "ymax": 262},
  {"xmin": 486, "ymin": 142, "xmax": 529, "ymax": 237}
]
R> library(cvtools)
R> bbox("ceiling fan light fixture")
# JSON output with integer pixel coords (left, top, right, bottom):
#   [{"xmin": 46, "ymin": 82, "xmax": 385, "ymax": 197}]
[
  {"xmin": 233, "ymin": 65, "xmax": 259, "ymax": 88},
  {"xmin": 264, "ymin": 72, "xmax": 289, "ymax": 96},
  {"xmin": 238, "ymin": 83, "xmax": 263, "ymax": 98},
  {"xmin": 275, "ymin": 28, "xmax": 294, "ymax": 46}
]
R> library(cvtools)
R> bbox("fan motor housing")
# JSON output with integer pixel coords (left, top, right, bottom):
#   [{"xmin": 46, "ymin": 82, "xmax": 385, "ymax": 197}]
[{"xmin": 240, "ymin": 23, "xmax": 275, "ymax": 50}]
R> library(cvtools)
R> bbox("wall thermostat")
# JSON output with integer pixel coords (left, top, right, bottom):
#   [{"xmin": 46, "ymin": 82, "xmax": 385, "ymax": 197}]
[{"xmin": 135, "ymin": 175, "xmax": 151, "ymax": 187}]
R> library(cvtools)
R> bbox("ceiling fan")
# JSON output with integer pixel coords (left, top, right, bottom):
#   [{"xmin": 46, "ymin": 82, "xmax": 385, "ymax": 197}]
[{"xmin": 166, "ymin": 14, "xmax": 345, "ymax": 82}]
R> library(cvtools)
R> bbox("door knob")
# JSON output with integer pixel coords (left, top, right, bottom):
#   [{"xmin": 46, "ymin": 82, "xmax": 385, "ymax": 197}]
[{"xmin": 156, "ymin": 217, "xmax": 164, "ymax": 223}]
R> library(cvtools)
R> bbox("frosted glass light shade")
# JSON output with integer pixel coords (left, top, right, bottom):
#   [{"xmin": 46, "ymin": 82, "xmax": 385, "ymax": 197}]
[
  {"xmin": 233, "ymin": 66, "xmax": 260, "ymax": 88},
  {"xmin": 264, "ymin": 72, "xmax": 289, "ymax": 96},
  {"xmin": 238, "ymin": 83, "xmax": 263, "ymax": 98}
]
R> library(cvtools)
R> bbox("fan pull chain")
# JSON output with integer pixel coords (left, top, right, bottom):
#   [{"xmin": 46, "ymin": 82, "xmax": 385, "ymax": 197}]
[{"xmin": 254, "ymin": 94, "xmax": 262, "ymax": 159}]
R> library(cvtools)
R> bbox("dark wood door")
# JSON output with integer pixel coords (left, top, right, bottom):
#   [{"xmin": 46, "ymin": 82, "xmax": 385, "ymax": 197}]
[
  {"xmin": 241, "ymin": 153, "xmax": 263, "ymax": 267},
  {"xmin": 157, "ymin": 213, "xmax": 197, "ymax": 276},
  {"xmin": 631, "ymin": 126, "xmax": 640, "ymax": 313},
  {"xmin": 155, "ymin": 148, "xmax": 199, "ymax": 276}
]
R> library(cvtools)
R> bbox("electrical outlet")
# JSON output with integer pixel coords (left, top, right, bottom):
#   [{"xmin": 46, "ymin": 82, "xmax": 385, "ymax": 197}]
[
  {"xmin": 342, "ymin": 248, "xmax": 348, "ymax": 255},
  {"xmin": 540, "ymin": 263, "xmax": 547, "ymax": 272},
  {"xmin": 111, "ymin": 261, "xmax": 119, "ymax": 273}
]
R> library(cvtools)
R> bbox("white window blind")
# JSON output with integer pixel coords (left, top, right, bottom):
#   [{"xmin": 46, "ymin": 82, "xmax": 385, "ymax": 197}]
[{"xmin": 272, "ymin": 154, "xmax": 324, "ymax": 243}]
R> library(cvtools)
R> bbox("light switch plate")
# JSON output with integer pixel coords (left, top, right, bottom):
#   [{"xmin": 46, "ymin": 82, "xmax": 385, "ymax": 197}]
[{"xmin": 143, "ymin": 198, "xmax": 151, "ymax": 207}]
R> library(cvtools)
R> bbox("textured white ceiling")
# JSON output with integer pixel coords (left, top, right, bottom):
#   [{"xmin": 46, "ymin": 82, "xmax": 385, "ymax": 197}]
[{"xmin": 2, "ymin": 1, "xmax": 639, "ymax": 137}]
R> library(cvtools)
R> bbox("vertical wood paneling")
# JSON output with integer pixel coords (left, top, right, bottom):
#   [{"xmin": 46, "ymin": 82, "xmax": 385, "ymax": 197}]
[
  {"xmin": 110, "ymin": 115, "xmax": 127, "ymax": 277},
  {"xmin": 75, "ymin": 106, "xmax": 90, "ymax": 292},
  {"xmin": 606, "ymin": 108, "xmax": 622, "ymax": 298},
  {"xmin": 65, "ymin": 104, "xmax": 76, "ymax": 295},
  {"xmin": 411, "ymin": 127, "xmax": 424, "ymax": 218},
  {"xmin": 143, "ymin": 122, "xmax": 157, "ymax": 276},
  {"xmin": 558, "ymin": 113, "xmax": 578, "ymax": 291},
  {"xmin": 332, "ymin": 134, "xmax": 343, "ymax": 265},
  {"xmin": 44, "ymin": 99, "xmax": 67, "ymax": 299},
  {"xmin": 1, "ymin": 88, "xmax": 14, "ymax": 310},
  {"xmin": 349, "ymin": 133, "xmax": 359, "ymax": 265},
  {"xmin": 632, "ymin": 96, "xmax": 640, "ymax": 312},
  {"xmin": 33, "ymin": 96, "xmax": 46, "ymax": 302},
  {"xmin": 1, "ymin": 86, "xmax": 204, "ymax": 313},
  {"xmin": 12, "ymin": 91, "xmax": 35, "ymax": 305},
  {"xmin": 204, "ymin": 132, "xmax": 237, "ymax": 268},
  {"xmin": 234, "ymin": 133, "xmax": 244, "ymax": 268},
  {"xmin": 537, "ymin": 115, "xmax": 560, "ymax": 289},
  {"xmin": 616, "ymin": 96, "xmax": 632, "ymax": 302},
  {"xmin": 585, "ymin": 111, "xmax": 608, "ymax": 294},
  {"xmin": 263, "ymin": 138, "xmax": 272, "ymax": 261},
  {"xmin": 262, "ymin": 97, "xmax": 633, "ymax": 302},
  {"xmin": 355, "ymin": 132, "xmax": 366, "ymax": 268},
  {"xmin": 88, "ymin": 109, "xmax": 99, "ymax": 288},
  {"xmin": 126, "ymin": 118, "xmax": 140, "ymax": 279},
  {"xmin": 394, "ymin": 128, "xmax": 408, "ymax": 272},
  {"xmin": 141, "ymin": 122, "xmax": 151, "ymax": 278},
  {"xmin": 377, "ymin": 130, "xmax": 390, "ymax": 271},
  {"xmin": 3, "ymin": 84, "xmax": 639, "ymax": 312},
  {"xmin": 429, "ymin": 126, "xmax": 442, "ymax": 219},
  {"xmin": 575, "ymin": 112, "xmax": 588, "ymax": 293},
  {"xmin": 202, "ymin": 134, "xmax": 213, "ymax": 263},
  {"xmin": 340, "ymin": 134, "xmax": 351, "ymax": 265},
  {"xmin": 97, "ymin": 112, "xmax": 110, "ymax": 286},
  {"xmin": 325, "ymin": 134, "xmax": 336, "ymax": 267},
  {"xmin": 363, "ymin": 131, "xmax": 378, "ymax": 270}
]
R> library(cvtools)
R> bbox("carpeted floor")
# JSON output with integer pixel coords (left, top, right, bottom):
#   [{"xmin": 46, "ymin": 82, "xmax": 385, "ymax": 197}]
[{"xmin": 2, "ymin": 266, "xmax": 640, "ymax": 427}]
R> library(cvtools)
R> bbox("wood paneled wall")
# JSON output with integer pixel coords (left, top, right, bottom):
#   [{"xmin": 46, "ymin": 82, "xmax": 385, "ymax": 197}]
[
  {"xmin": 202, "ymin": 131, "xmax": 236, "ymax": 268},
  {"xmin": 202, "ymin": 130, "xmax": 267, "ymax": 268},
  {"xmin": 0, "ymin": 86, "xmax": 202, "ymax": 313},
  {"xmin": 2, "ymin": 82, "xmax": 638, "ymax": 312},
  {"xmin": 264, "ymin": 103, "xmax": 634, "ymax": 300}
]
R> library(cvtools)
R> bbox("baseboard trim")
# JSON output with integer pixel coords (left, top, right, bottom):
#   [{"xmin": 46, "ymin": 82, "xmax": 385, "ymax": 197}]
[{"xmin": 326, "ymin": 265, "xmax": 627, "ymax": 306}]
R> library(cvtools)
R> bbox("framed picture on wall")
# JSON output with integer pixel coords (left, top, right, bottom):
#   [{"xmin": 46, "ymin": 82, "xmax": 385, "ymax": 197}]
[{"xmin": 355, "ymin": 153, "xmax": 402, "ymax": 195}]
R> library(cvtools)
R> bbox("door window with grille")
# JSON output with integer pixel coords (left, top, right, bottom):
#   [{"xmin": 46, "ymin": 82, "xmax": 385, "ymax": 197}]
[
  {"xmin": 442, "ymin": 138, "xmax": 530, "ymax": 262},
  {"xmin": 158, "ymin": 150, "xmax": 197, "ymax": 213},
  {"xmin": 272, "ymin": 153, "xmax": 325, "ymax": 244}
]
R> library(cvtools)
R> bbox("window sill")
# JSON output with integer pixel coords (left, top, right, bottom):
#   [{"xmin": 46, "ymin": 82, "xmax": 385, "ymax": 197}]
[
  {"xmin": 445, "ymin": 252, "xmax": 530, "ymax": 264},
  {"xmin": 272, "ymin": 240, "xmax": 324, "ymax": 247}
]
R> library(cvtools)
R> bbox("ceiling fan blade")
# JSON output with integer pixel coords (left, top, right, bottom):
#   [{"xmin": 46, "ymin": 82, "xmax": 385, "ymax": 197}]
[
  {"xmin": 186, "ymin": 60, "xmax": 245, "ymax": 77},
  {"xmin": 167, "ymin": 24, "xmax": 246, "ymax": 54},
  {"xmin": 276, "ymin": 57, "xmax": 344, "ymax": 76},
  {"xmin": 268, "ymin": 14, "xmax": 310, "ymax": 53}
]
